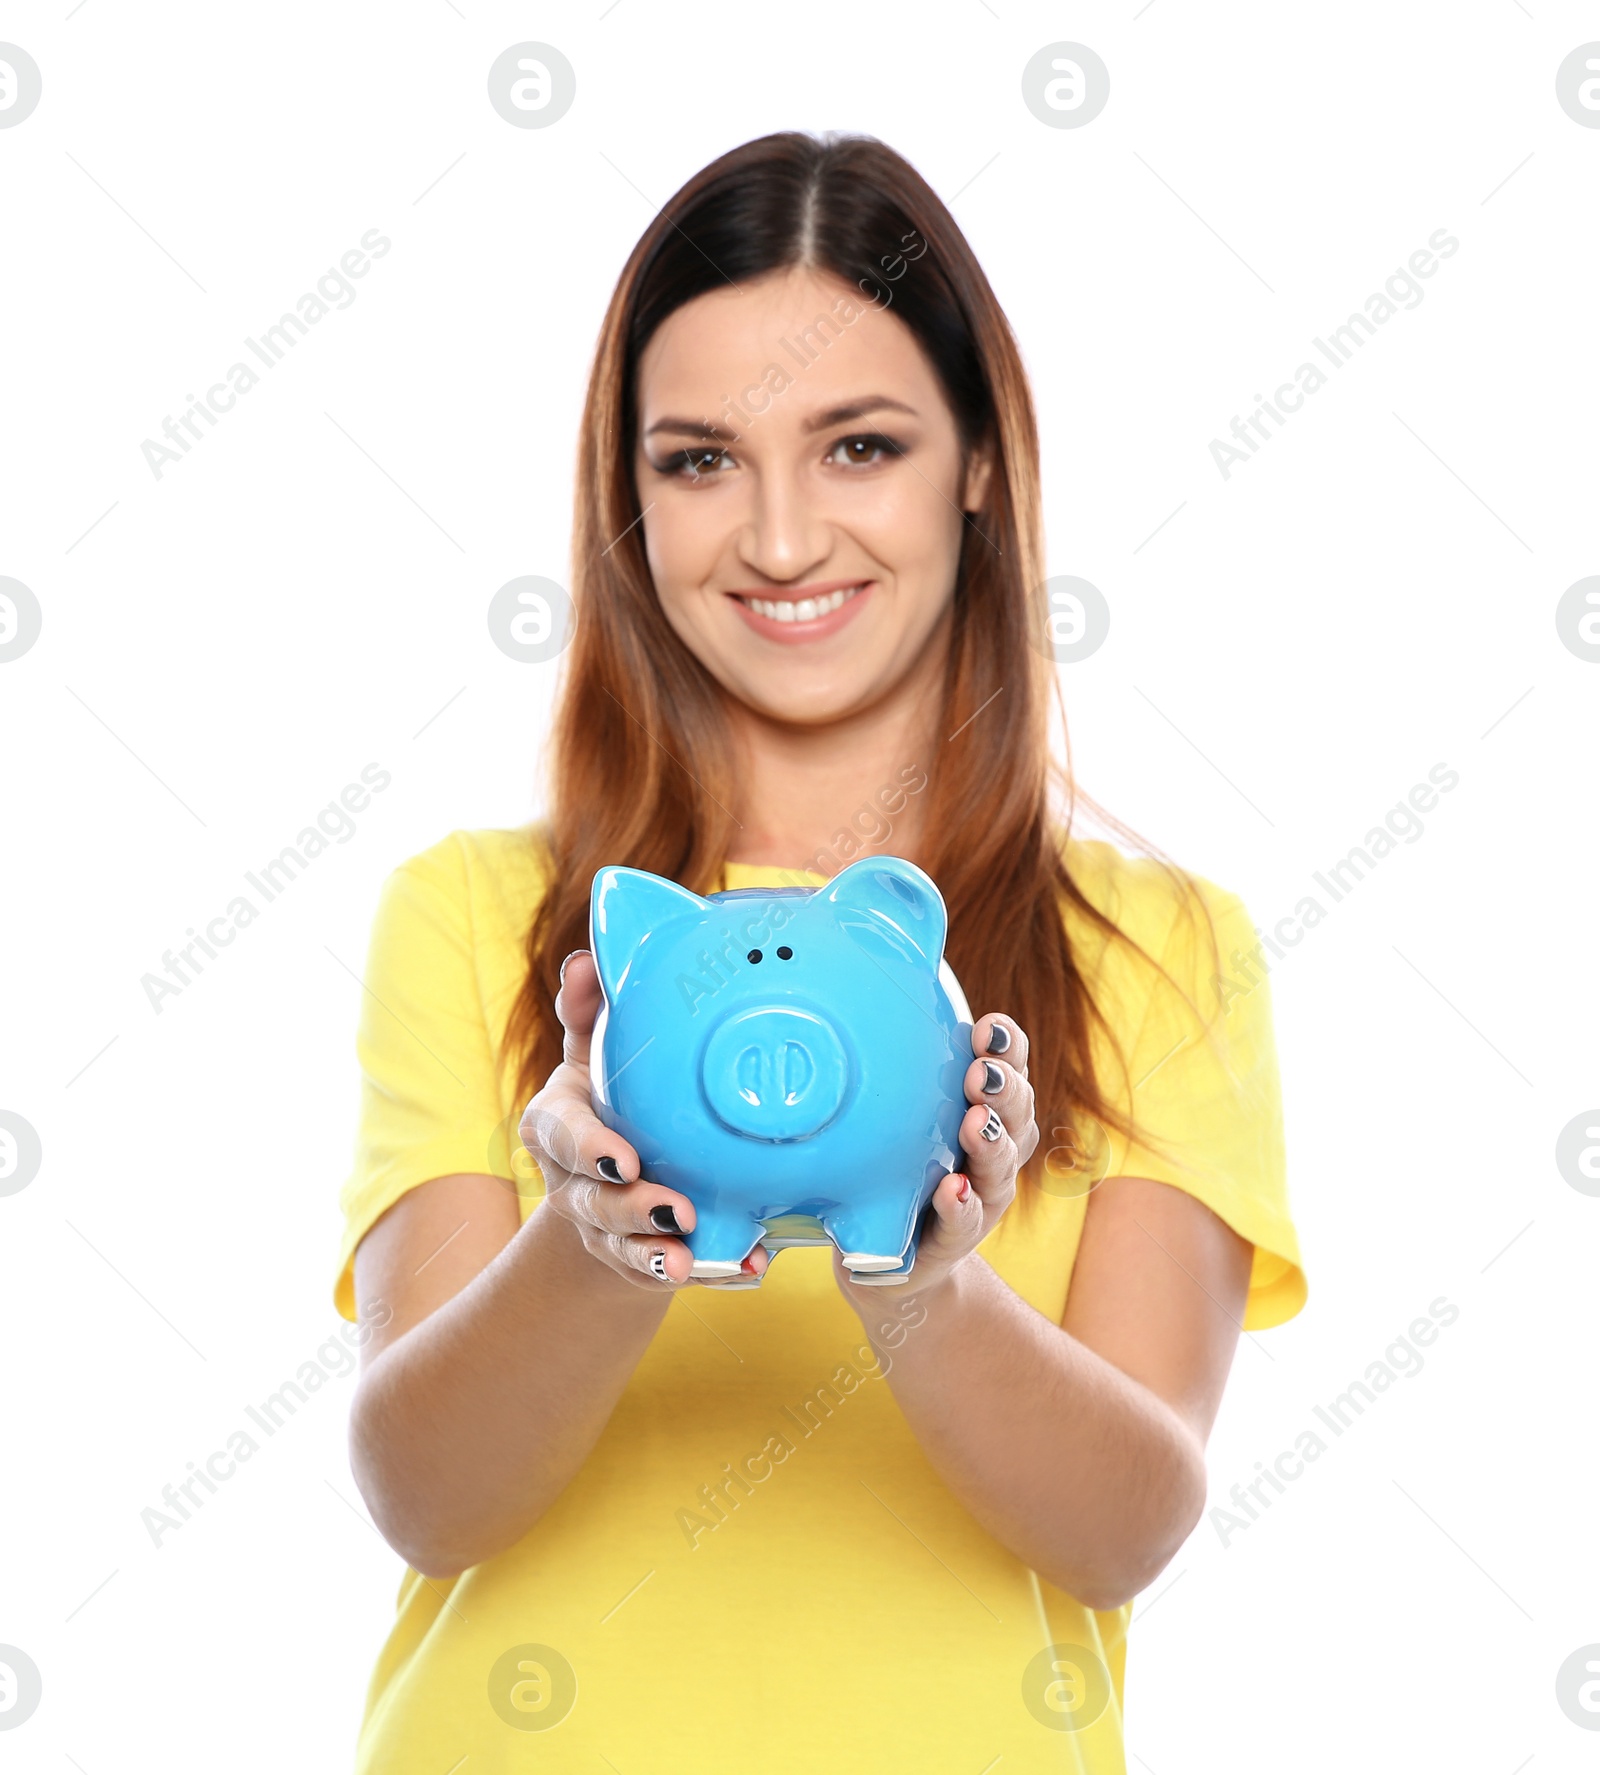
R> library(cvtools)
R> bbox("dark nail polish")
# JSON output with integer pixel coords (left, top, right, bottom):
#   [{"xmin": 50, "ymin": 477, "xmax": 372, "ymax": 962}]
[
  {"xmin": 649, "ymin": 1204, "xmax": 684, "ymax": 1235},
  {"xmin": 981, "ymin": 1060, "xmax": 1005, "ymax": 1095},
  {"xmin": 648, "ymin": 1250, "xmax": 669, "ymax": 1280},
  {"xmin": 979, "ymin": 1108, "xmax": 1004, "ymax": 1143},
  {"xmin": 985, "ymin": 1023, "xmax": 1011, "ymax": 1055},
  {"xmin": 596, "ymin": 1156, "xmax": 625, "ymax": 1184}
]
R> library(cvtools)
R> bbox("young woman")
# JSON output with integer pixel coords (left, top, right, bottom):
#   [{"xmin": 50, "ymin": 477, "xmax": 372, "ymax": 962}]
[{"xmin": 334, "ymin": 131, "xmax": 1306, "ymax": 1772}]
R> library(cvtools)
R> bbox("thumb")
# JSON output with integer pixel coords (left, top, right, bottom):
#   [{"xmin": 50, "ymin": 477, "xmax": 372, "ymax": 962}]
[{"xmin": 556, "ymin": 949, "xmax": 603, "ymax": 1069}]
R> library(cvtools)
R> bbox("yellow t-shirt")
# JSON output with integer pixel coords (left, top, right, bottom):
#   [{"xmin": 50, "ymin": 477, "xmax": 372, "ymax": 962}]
[{"xmin": 333, "ymin": 827, "xmax": 1307, "ymax": 1773}]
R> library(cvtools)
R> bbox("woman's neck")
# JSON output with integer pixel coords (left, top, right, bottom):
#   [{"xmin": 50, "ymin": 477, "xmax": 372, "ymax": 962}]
[{"xmin": 720, "ymin": 646, "xmax": 944, "ymax": 878}]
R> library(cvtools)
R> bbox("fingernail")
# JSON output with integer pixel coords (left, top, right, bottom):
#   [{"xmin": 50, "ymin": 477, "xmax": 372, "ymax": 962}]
[
  {"xmin": 986, "ymin": 1023, "xmax": 1011, "ymax": 1055},
  {"xmin": 739, "ymin": 1255, "xmax": 759, "ymax": 1274},
  {"xmin": 596, "ymin": 1156, "xmax": 626, "ymax": 1184},
  {"xmin": 979, "ymin": 1108, "xmax": 1004, "ymax": 1143},
  {"xmin": 648, "ymin": 1250, "xmax": 669, "ymax": 1280},
  {"xmin": 955, "ymin": 1173, "xmax": 972, "ymax": 1203},
  {"xmin": 559, "ymin": 948, "xmax": 586, "ymax": 986},
  {"xmin": 649, "ymin": 1204, "xmax": 684, "ymax": 1235},
  {"xmin": 981, "ymin": 1060, "xmax": 1004, "ymax": 1095}
]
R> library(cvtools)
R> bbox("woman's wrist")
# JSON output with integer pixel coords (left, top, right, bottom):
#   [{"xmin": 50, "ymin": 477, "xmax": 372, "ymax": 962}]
[
  {"xmin": 843, "ymin": 1246, "xmax": 981, "ymax": 1329},
  {"xmin": 517, "ymin": 1198, "xmax": 677, "ymax": 1316}
]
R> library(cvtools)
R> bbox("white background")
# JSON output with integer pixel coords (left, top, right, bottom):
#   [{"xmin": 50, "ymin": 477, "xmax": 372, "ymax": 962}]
[{"xmin": 2, "ymin": 3, "xmax": 1596, "ymax": 1769}]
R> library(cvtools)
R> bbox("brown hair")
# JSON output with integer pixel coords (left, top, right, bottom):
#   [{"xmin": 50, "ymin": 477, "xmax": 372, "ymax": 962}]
[{"xmin": 502, "ymin": 130, "xmax": 1218, "ymax": 1207}]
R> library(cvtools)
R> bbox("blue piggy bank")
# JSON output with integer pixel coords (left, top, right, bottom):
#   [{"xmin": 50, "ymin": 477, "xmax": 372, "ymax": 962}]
[{"xmin": 589, "ymin": 855, "xmax": 974, "ymax": 1281}]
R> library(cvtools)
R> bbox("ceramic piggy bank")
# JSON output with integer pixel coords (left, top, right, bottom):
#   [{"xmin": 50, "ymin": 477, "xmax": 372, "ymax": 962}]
[{"xmin": 589, "ymin": 855, "xmax": 974, "ymax": 1281}]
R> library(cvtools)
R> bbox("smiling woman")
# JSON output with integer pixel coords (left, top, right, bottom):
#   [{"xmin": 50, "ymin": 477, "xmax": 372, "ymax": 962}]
[
  {"xmin": 635, "ymin": 270, "xmax": 988, "ymax": 687},
  {"xmin": 333, "ymin": 130, "xmax": 1306, "ymax": 1773}
]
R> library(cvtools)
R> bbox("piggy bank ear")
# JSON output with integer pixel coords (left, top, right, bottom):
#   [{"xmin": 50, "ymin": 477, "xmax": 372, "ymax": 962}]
[
  {"xmin": 590, "ymin": 866, "xmax": 711, "ymax": 1002},
  {"xmin": 819, "ymin": 856, "xmax": 948, "ymax": 970}
]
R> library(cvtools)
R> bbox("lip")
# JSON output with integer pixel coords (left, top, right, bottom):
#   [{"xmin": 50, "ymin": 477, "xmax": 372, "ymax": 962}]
[{"xmin": 726, "ymin": 580, "xmax": 873, "ymax": 645}]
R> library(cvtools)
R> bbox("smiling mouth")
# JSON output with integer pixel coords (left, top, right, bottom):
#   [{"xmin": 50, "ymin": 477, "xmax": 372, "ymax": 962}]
[{"xmin": 732, "ymin": 583, "xmax": 865, "ymax": 624}]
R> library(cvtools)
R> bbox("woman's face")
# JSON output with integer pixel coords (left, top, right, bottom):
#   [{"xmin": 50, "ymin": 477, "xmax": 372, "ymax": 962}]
[{"xmin": 632, "ymin": 265, "xmax": 991, "ymax": 728}]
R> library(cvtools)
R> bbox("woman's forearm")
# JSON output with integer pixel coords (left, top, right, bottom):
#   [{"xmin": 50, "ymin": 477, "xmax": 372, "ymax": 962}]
[
  {"xmin": 350, "ymin": 1205, "xmax": 670, "ymax": 1578},
  {"xmin": 865, "ymin": 1255, "xmax": 1207, "ymax": 1610}
]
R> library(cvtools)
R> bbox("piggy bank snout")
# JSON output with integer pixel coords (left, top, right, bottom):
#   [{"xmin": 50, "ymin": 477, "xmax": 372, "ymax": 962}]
[{"xmin": 701, "ymin": 1006, "xmax": 848, "ymax": 1141}]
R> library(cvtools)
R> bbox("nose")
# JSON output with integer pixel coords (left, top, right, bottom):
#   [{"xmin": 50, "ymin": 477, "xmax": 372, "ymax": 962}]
[
  {"xmin": 701, "ymin": 1006, "xmax": 848, "ymax": 1141},
  {"xmin": 738, "ymin": 469, "xmax": 832, "ymax": 585}
]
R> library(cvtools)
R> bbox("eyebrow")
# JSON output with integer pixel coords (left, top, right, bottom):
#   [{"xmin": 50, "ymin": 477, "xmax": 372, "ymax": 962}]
[
  {"xmin": 643, "ymin": 395, "xmax": 919, "ymax": 441},
  {"xmin": 644, "ymin": 416, "xmax": 738, "ymax": 441},
  {"xmin": 801, "ymin": 396, "xmax": 919, "ymax": 433}
]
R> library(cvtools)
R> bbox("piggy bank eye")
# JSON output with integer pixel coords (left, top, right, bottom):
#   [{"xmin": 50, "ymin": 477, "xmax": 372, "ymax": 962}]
[
  {"xmin": 747, "ymin": 948, "xmax": 763, "ymax": 963},
  {"xmin": 777, "ymin": 945, "xmax": 794, "ymax": 960}
]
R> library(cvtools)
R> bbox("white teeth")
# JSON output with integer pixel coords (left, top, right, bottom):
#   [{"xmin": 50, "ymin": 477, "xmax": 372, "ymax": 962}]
[{"xmin": 742, "ymin": 585, "xmax": 861, "ymax": 623}]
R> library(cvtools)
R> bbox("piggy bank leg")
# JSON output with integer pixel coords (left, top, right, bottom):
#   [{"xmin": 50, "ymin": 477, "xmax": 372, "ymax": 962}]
[
  {"xmin": 685, "ymin": 1209, "xmax": 767, "ymax": 1277},
  {"xmin": 846, "ymin": 1240, "xmax": 918, "ymax": 1285},
  {"xmin": 821, "ymin": 1202, "xmax": 915, "ymax": 1273}
]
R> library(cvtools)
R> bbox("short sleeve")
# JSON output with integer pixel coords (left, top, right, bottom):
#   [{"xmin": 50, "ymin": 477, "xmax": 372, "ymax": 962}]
[
  {"xmin": 331, "ymin": 840, "xmax": 510, "ymax": 1320},
  {"xmin": 1112, "ymin": 878, "xmax": 1308, "ymax": 1331}
]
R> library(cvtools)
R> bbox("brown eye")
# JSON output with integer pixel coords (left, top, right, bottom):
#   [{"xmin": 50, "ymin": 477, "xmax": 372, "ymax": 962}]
[
  {"xmin": 747, "ymin": 949, "xmax": 763, "ymax": 963},
  {"xmin": 660, "ymin": 447, "xmax": 730, "ymax": 478},
  {"xmin": 776, "ymin": 946, "xmax": 793, "ymax": 960},
  {"xmin": 827, "ymin": 433, "xmax": 899, "ymax": 468}
]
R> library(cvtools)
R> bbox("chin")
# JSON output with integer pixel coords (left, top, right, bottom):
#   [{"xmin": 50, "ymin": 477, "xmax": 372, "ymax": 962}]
[{"xmin": 723, "ymin": 666, "xmax": 875, "ymax": 727}]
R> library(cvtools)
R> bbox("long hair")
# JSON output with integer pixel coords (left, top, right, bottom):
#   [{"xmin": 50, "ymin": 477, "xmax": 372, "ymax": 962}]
[{"xmin": 502, "ymin": 130, "xmax": 1216, "ymax": 1207}]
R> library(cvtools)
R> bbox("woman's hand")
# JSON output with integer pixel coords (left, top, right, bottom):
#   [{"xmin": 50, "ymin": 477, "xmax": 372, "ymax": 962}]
[
  {"xmin": 833, "ymin": 1011, "xmax": 1038, "ymax": 1305},
  {"xmin": 518, "ymin": 949, "xmax": 773, "ymax": 1291}
]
